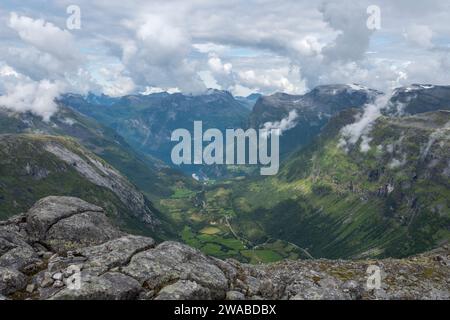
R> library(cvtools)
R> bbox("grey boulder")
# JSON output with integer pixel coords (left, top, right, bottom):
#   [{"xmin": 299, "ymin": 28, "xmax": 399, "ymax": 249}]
[{"xmin": 26, "ymin": 196, "xmax": 122, "ymax": 252}]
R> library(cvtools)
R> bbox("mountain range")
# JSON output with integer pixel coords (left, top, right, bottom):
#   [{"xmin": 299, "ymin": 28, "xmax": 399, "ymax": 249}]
[
  {"xmin": 0, "ymin": 83, "xmax": 449, "ymax": 265},
  {"xmin": 61, "ymin": 89, "xmax": 251, "ymax": 178}
]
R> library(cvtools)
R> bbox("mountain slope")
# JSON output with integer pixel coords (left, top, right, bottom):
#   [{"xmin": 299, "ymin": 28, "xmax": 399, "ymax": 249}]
[
  {"xmin": 63, "ymin": 90, "xmax": 251, "ymax": 170},
  {"xmin": 186, "ymin": 109, "xmax": 450, "ymax": 260},
  {"xmin": 0, "ymin": 104, "xmax": 191, "ymax": 201},
  {"xmin": 235, "ymin": 93, "xmax": 262, "ymax": 110},
  {"xmin": 243, "ymin": 111, "xmax": 450, "ymax": 258},
  {"xmin": 0, "ymin": 134, "xmax": 171, "ymax": 238},
  {"xmin": 248, "ymin": 84, "xmax": 381, "ymax": 155},
  {"xmin": 386, "ymin": 84, "xmax": 450, "ymax": 116}
]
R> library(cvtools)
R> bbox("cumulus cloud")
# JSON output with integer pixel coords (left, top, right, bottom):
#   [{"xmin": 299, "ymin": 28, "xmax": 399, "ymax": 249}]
[
  {"xmin": 0, "ymin": 64, "xmax": 18, "ymax": 77},
  {"xmin": 320, "ymin": 1, "xmax": 373, "ymax": 62},
  {"xmin": 237, "ymin": 66, "xmax": 307, "ymax": 94},
  {"xmin": 97, "ymin": 66, "xmax": 135, "ymax": 97},
  {"xmin": 116, "ymin": 14, "xmax": 206, "ymax": 93},
  {"xmin": 201, "ymin": 51, "xmax": 307, "ymax": 94},
  {"xmin": 292, "ymin": 36, "xmax": 323, "ymax": 57},
  {"xmin": 205, "ymin": 52, "xmax": 235, "ymax": 90},
  {"xmin": 4, "ymin": 13, "xmax": 82, "ymax": 80},
  {"xmin": 0, "ymin": 13, "xmax": 92, "ymax": 119},
  {"xmin": 208, "ymin": 53, "xmax": 233, "ymax": 75},
  {"xmin": 8, "ymin": 13, "xmax": 79, "ymax": 63},
  {"xmin": 0, "ymin": 65, "xmax": 64, "ymax": 121},
  {"xmin": 1, "ymin": 0, "xmax": 450, "ymax": 99}
]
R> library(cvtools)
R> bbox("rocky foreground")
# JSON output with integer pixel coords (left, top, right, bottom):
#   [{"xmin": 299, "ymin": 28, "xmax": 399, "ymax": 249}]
[{"xmin": 0, "ymin": 196, "xmax": 449, "ymax": 300}]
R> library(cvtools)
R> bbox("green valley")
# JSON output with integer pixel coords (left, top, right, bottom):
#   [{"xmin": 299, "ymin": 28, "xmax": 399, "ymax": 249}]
[
  {"xmin": 1, "ymin": 86, "xmax": 449, "ymax": 264},
  {"xmin": 157, "ymin": 109, "xmax": 450, "ymax": 261}
]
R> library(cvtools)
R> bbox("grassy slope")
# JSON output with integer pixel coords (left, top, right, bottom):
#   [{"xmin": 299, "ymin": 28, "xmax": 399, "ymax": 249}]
[
  {"xmin": 235, "ymin": 110, "xmax": 450, "ymax": 259},
  {"xmin": 0, "ymin": 134, "xmax": 174, "ymax": 240},
  {"xmin": 0, "ymin": 106, "xmax": 193, "ymax": 203},
  {"xmin": 158, "ymin": 110, "xmax": 450, "ymax": 261},
  {"xmin": 2, "ymin": 106, "xmax": 447, "ymax": 262}
]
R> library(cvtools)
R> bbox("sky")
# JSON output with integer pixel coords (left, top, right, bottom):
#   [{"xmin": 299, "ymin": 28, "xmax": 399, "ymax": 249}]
[{"xmin": 1, "ymin": 0, "xmax": 450, "ymax": 119}]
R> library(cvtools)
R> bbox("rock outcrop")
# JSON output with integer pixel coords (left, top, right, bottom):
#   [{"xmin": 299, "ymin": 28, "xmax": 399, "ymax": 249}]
[
  {"xmin": 1, "ymin": 196, "xmax": 449, "ymax": 300},
  {"xmin": 0, "ymin": 134, "xmax": 160, "ymax": 228},
  {"xmin": 43, "ymin": 142, "xmax": 157, "ymax": 226}
]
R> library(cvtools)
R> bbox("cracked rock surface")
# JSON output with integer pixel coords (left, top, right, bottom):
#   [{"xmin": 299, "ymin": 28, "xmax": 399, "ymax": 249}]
[{"xmin": 0, "ymin": 196, "xmax": 449, "ymax": 300}]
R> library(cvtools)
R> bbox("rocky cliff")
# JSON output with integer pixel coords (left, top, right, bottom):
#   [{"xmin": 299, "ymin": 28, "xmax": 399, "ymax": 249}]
[
  {"xmin": 0, "ymin": 134, "xmax": 160, "ymax": 229},
  {"xmin": 1, "ymin": 196, "xmax": 448, "ymax": 300}
]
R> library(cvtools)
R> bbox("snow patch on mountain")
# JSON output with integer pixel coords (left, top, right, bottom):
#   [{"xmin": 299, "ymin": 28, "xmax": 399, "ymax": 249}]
[{"xmin": 346, "ymin": 83, "xmax": 369, "ymax": 91}]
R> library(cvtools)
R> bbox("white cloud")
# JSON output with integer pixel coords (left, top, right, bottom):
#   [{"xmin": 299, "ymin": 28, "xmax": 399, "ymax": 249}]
[
  {"xmin": 0, "ymin": 64, "xmax": 18, "ymax": 77},
  {"xmin": 0, "ymin": 66, "xmax": 64, "ymax": 121},
  {"xmin": 116, "ymin": 14, "xmax": 206, "ymax": 93},
  {"xmin": 292, "ymin": 36, "xmax": 323, "ymax": 57},
  {"xmin": 359, "ymin": 135, "xmax": 373, "ymax": 153},
  {"xmin": 320, "ymin": 1, "xmax": 372, "ymax": 62},
  {"xmin": 1, "ymin": 0, "xmax": 450, "ymax": 97},
  {"xmin": 0, "ymin": 12, "xmax": 95, "ymax": 113},
  {"xmin": 193, "ymin": 42, "xmax": 230, "ymax": 54},
  {"xmin": 237, "ymin": 66, "xmax": 306, "ymax": 94},
  {"xmin": 204, "ymin": 52, "xmax": 235, "ymax": 90},
  {"xmin": 232, "ymin": 84, "xmax": 255, "ymax": 97},
  {"xmin": 98, "ymin": 66, "xmax": 135, "ymax": 97},
  {"xmin": 262, "ymin": 110, "xmax": 299, "ymax": 135},
  {"xmin": 208, "ymin": 53, "xmax": 233, "ymax": 75},
  {"xmin": 8, "ymin": 13, "xmax": 79, "ymax": 62},
  {"xmin": 338, "ymin": 94, "xmax": 391, "ymax": 153},
  {"xmin": 389, "ymin": 157, "xmax": 406, "ymax": 169}
]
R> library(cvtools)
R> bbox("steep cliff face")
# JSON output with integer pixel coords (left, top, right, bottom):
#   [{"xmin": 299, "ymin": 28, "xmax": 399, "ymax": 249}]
[
  {"xmin": 1, "ymin": 197, "xmax": 449, "ymax": 300},
  {"xmin": 0, "ymin": 105, "xmax": 189, "ymax": 201},
  {"xmin": 184, "ymin": 110, "xmax": 450, "ymax": 261},
  {"xmin": 276, "ymin": 110, "xmax": 450, "ymax": 258},
  {"xmin": 0, "ymin": 134, "xmax": 161, "ymax": 231}
]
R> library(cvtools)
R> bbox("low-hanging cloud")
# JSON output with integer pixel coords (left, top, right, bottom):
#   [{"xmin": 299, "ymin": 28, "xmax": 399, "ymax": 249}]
[
  {"xmin": 0, "ymin": 66, "xmax": 64, "ymax": 121},
  {"xmin": 261, "ymin": 110, "xmax": 299, "ymax": 135},
  {"xmin": 338, "ymin": 94, "xmax": 390, "ymax": 153},
  {"xmin": 0, "ymin": 13, "xmax": 91, "ymax": 120}
]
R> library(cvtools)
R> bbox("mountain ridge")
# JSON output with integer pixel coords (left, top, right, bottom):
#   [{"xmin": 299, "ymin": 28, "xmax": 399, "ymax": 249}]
[
  {"xmin": 0, "ymin": 103, "xmax": 192, "ymax": 201},
  {"xmin": 1, "ymin": 83, "xmax": 449, "ymax": 263},
  {"xmin": 0, "ymin": 133, "xmax": 173, "ymax": 239}
]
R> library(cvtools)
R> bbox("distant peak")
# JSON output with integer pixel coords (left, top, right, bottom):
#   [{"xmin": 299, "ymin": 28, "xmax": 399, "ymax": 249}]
[{"xmin": 204, "ymin": 88, "xmax": 233, "ymax": 97}]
